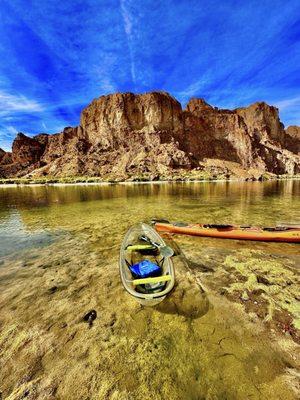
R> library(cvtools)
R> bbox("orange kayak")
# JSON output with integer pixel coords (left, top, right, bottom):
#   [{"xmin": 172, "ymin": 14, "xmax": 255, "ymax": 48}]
[{"xmin": 154, "ymin": 221, "xmax": 300, "ymax": 243}]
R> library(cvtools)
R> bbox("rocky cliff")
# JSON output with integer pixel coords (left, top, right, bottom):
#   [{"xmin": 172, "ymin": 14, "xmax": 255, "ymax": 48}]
[{"xmin": 1, "ymin": 91, "xmax": 299, "ymax": 180}]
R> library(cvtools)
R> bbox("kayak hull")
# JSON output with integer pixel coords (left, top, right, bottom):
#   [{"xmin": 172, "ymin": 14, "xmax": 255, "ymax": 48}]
[
  {"xmin": 119, "ymin": 223, "xmax": 175, "ymax": 306},
  {"xmin": 154, "ymin": 222, "xmax": 300, "ymax": 243}
]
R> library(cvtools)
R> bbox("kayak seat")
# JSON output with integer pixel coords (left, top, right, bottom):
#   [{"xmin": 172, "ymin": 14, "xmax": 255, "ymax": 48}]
[
  {"xmin": 203, "ymin": 224, "xmax": 233, "ymax": 229},
  {"xmin": 129, "ymin": 259, "xmax": 162, "ymax": 279}
]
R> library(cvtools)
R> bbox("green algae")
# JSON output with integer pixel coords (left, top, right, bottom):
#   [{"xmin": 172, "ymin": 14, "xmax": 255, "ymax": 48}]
[{"xmin": 223, "ymin": 250, "xmax": 300, "ymax": 329}]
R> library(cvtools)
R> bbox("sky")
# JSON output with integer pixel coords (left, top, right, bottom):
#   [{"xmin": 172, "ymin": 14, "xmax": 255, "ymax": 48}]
[{"xmin": 0, "ymin": 0, "xmax": 300, "ymax": 151}]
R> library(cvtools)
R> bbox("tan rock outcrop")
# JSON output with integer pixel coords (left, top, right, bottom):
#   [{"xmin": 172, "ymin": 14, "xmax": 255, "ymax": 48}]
[
  {"xmin": 12, "ymin": 133, "xmax": 46, "ymax": 165},
  {"xmin": 183, "ymin": 99, "xmax": 253, "ymax": 166},
  {"xmin": 0, "ymin": 91, "xmax": 299, "ymax": 180},
  {"xmin": 284, "ymin": 126, "xmax": 300, "ymax": 155},
  {"xmin": 80, "ymin": 92, "xmax": 183, "ymax": 147},
  {"xmin": 235, "ymin": 102, "xmax": 285, "ymax": 144}
]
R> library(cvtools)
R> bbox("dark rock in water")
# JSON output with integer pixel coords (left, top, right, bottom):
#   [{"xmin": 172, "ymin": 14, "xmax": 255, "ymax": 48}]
[
  {"xmin": 22, "ymin": 389, "xmax": 30, "ymax": 398},
  {"xmin": 48, "ymin": 286, "xmax": 58, "ymax": 294},
  {"xmin": 188, "ymin": 260, "xmax": 214, "ymax": 273},
  {"xmin": 83, "ymin": 310, "xmax": 97, "ymax": 327},
  {"xmin": 256, "ymin": 275, "xmax": 271, "ymax": 285}
]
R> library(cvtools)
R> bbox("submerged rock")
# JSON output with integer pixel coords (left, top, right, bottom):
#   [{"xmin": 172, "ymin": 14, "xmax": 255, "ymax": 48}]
[
  {"xmin": 83, "ymin": 309, "xmax": 97, "ymax": 327},
  {"xmin": 48, "ymin": 286, "xmax": 58, "ymax": 294}
]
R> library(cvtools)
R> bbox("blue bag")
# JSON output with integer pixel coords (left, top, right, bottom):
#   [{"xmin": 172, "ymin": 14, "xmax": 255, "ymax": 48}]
[{"xmin": 129, "ymin": 259, "xmax": 161, "ymax": 279}]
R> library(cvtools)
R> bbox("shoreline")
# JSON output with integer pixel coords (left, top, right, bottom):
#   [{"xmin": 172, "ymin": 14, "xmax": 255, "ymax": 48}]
[{"xmin": 0, "ymin": 174, "xmax": 300, "ymax": 187}]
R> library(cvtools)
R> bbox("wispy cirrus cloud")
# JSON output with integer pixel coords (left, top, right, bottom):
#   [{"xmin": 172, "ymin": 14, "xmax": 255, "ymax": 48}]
[
  {"xmin": 0, "ymin": 125, "xmax": 18, "ymax": 151},
  {"xmin": 0, "ymin": 90, "xmax": 43, "ymax": 116},
  {"xmin": 0, "ymin": 89, "xmax": 44, "ymax": 150},
  {"xmin": 5, "ymin": 125, "xmax": 18, "ymax": 136},
  {"xmin": 120, "ymin": 0, "xmax": 137, "ymax": 85},
  {"xmin": 274, "ymin": 96, "xmax": 300, "ymax": 110},
  {"xmin": 274, "ymin": 96, "xmax": 300, "ymax": 127}
]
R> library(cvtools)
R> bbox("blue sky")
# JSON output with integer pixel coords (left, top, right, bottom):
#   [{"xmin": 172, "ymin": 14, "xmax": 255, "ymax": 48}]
[{"xmin": 0, "ymin": 0, "xmax": 299, "ymax": 150}]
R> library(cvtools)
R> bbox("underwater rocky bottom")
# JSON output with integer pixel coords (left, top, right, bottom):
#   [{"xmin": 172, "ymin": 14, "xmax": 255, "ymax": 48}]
[{"xmin": 0, "ymin": 181, "xmax": 299, "ymax": 399}]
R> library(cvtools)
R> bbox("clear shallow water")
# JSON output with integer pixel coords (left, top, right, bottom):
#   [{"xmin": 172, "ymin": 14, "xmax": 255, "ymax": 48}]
[
  {"xmin": 1, "ymin": 180, "xmax": 299, "ymax": 256},
  {"xmin": 0, "ymin": 181, "xmax": 299, "ymax": 399}
]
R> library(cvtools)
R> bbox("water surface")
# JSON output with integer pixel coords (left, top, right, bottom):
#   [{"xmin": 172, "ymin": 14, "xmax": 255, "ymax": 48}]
[{"xmin": 0, "ymin": 181, "xmax": 299, "ymax": 399}]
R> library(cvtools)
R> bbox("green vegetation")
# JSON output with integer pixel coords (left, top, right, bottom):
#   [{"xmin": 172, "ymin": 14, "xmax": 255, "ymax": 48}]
[
  {"xmin": 0, "ymin": 172, "xmax": 299, "ymax": 185},
  {"xmin": 0, "ymin": 176, "xmax": 105, "ymax": 185},
  {"xmin": 0, "ymin": 173, "xmax": 231, "ymax": 185}
]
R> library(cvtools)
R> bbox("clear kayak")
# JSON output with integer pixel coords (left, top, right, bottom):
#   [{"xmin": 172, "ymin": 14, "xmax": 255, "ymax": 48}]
[
  {"xmin": 119, "ymin": 223, "xmax": 175, "ymax": 306},
  {"xmin": 153, "ymin": 221, "xmax": 300, "ymax": 243}
]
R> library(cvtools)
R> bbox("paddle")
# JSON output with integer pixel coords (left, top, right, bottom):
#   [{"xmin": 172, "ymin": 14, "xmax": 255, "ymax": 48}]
[{"xmin": 139, "ymin": 235, "xmax": 174, "ymax": 258}]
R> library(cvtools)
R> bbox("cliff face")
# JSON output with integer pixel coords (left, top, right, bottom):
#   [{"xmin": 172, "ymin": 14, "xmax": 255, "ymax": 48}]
[
  {"xmin": 0, "ymin": 91, "xmax": 299, "ymax": 180},
  {"xmin": 183, "ymin": 99, "xmax": 253, "ymax": 166},
  {"xmin": 284, "ymin": 126, "xmax": 300, "ymax": 155},
  {"xmin": 80, "ymin": 92, "xmax": 183, "ymax": 147}
]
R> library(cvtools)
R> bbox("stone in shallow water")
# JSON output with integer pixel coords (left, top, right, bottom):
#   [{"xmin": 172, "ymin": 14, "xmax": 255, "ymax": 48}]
[
  {"xmin": 48, "ymin": 286, "xmax": 58, "ymax": 294},
  {"xmin": 83, "ymin": 310, "xmax": 97, "ymax": 327}
]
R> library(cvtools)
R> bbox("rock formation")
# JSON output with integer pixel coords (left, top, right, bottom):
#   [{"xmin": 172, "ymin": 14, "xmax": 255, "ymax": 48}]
[
  {"xmin": 284, "ymin": 126, "xmax": 300, "ymax": 155},
  {"xmin": 0, "ymin": 91, "xmax": 299, "ymax": 180}
]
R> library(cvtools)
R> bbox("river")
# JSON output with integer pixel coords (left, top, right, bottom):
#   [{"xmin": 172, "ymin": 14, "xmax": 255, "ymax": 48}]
[{"xmin": 0, "ymin": 180, "xmax": 299, "ymax": 399}]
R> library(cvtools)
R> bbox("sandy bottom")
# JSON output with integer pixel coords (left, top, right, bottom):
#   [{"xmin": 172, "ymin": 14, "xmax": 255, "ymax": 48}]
[
  {"xmin": 0, "ymin": 181, "xmax": 299, "ymax": 399},
  {"xmin": 0, "ymin": 231, "xmax": 299, "ymax": 400}
]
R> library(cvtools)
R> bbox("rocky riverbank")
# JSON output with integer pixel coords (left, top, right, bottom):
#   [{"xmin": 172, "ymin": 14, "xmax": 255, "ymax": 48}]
[{"xmin": 0, "ymin": 171, "xmax": 299, "ymax": 186}]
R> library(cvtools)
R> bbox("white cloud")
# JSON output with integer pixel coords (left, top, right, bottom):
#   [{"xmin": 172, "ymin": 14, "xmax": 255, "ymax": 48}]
[
  {"xmin": 120, "ymin": 0, "xmax": 136, "ymax": 84},
  {"xmin": 0, "ymin": 126, "xmax": 19, "ymax": 151},
  {"xmin": 100, "ymin": 78, "xmax": 116, "ymax": 93},
  {"xmin": 274, "ymin": 96, "xmax": 300, "ymax": 110},
  {"xmin": 0, "ymin": 90, "xmax": 43, "ymax": 116},
  {"xmin": 0, "ymin": 140, "xmax": 12, "ymax": 152},
  {"xmin": 120, "ymin": 0, "xmax": 133, "ymax": 36},
  {"xmin": 6, "ymin": 125, "xmax": 18, "ymax": 135},
  {"xmin": 176, "ymin": 80, "xmax": 207, "ymax": 100},
  {"xmin": 273, "ymin": 96, "xmax": 300, "ymax": 126}
]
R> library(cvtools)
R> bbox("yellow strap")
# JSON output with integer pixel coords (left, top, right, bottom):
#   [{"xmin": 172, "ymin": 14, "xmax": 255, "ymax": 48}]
[
  {"xmin": 133, "ymin": 275, "xmax": 172, "ymax": 286},
  {"xmin": 126, "ymin": 244, "xmax": 154, "ymax": 252}
]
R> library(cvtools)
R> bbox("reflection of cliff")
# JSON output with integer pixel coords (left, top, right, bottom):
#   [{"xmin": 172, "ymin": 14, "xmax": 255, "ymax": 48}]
[
  {"xmin": 0, "ymin": 92, "xmax": 299, "ymax": 180},
  {"xmin": 1, "ymin": 181, "xmax": 298, "ymax": 209},
  {"xmin": 2, "ymin": 181, "xmax": 299, "ymax": 242}
]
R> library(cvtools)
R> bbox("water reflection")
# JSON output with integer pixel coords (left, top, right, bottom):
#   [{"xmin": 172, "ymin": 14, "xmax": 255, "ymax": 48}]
[
  {"xmin": 0, "ymin": 181, "xmax": 299, "ymax": 257},
  {"xmin": 0, "ymin": 181, "xmax": 299, "ymax": 211},
  {"xmin": 0, "ymin": 210, "xmax": 58, "ymax": 257}
]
